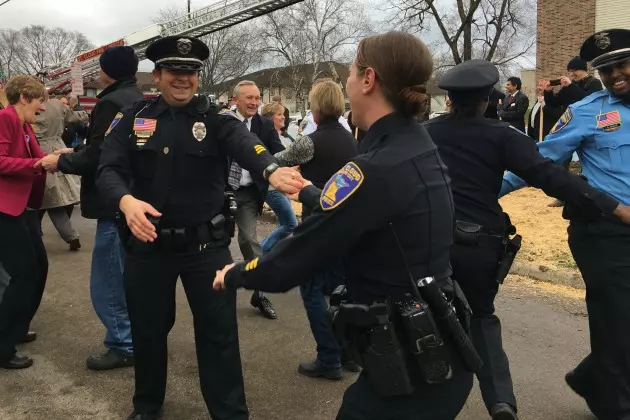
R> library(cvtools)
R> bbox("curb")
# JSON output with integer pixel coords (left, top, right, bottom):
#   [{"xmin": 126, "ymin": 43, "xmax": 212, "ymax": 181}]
[
  {"xmin": 509, "ymin": 261, "xmax": 584, "ymax": 290},
  {"xmin": 259, "ymin": 212, "xmax": 585, "ymax": 291}
]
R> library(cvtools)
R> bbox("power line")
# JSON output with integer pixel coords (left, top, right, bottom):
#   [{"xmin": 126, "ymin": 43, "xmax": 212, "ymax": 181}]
[{"xmin": 0, "ymin": 0, "xmax": 16, "ymax": 7}]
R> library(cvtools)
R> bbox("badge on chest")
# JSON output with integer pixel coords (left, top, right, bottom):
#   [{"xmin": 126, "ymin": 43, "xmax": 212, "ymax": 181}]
[
  {"xmin": 133, "ymin": 118, "xmax": 157, "ymax": 146},
  {"xmin": 192, "ymin": 122, "xmax": 207, "ymax": 141}
]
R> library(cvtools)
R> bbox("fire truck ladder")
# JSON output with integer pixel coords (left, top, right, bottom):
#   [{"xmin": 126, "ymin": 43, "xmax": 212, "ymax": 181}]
[{"xmin": 45, "ymin": 0, "xmax": 302, "ymax": 93}]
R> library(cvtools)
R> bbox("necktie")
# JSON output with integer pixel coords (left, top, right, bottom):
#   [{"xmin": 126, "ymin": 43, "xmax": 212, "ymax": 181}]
[
  {"xmin": 227, "ymin": 119, "xmax": 248, "ymax": 190},
  {"xmin": 508, "ymin": 95, "xmax": 514, "ymax": 105}
]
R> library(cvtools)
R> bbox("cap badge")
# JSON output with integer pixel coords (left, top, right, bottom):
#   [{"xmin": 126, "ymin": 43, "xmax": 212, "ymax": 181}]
[
  {"xmin": 594, "ymin": 33, "xmax": 611, "ymax": 50},
  {"xmin": 177, "ymin": 38, "xmax": 192, "ymax": 55},
  {"xmin": 192, "ymin": 122, "xmax": 207, "ymax": 141}
]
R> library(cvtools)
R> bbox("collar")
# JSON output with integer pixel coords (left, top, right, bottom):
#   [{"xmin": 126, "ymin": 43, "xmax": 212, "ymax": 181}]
[
  {"xmin": 607, "ymin": 91, "xmax": 628, "ymax": 105},
  {"xmin": 235, "ymin": 109, "xmax": 252, "ymax": 124},
  {"xmin": 97, "ymin": 77, "xmax": 137, "ymax": 99},
  {"xmin": 317, "ymin": 116, "xmax": 340, "ymax": 128},
  {"xmin": 154, "ymin": 96, "xmax": 203, "ymax": 117},
  {"xmin": 359, "ymin": 112, "xmax": 408, "ymax": 152}
]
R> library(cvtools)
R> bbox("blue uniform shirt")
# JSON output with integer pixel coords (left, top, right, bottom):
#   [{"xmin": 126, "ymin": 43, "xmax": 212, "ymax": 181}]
[{"xmin": 501, "ymin": 89, "xmax": 630, "ymax": 205}]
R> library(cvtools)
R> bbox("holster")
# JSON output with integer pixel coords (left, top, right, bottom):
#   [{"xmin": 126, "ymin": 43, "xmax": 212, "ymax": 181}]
[
  {"xmin": 494, "ymin": 212, "xmax": 521, "ymax": 284},
  {"xmin": 223, "ymin": 191, "xmax": 238, "ymax": 238}
]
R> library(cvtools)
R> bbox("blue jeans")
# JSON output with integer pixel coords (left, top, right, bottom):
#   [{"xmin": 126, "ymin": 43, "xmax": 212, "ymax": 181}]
[
  {"xmin": 90, "ymin": 219, "xmax": 132, "ymax": 355},
  {"xmin": 299, "ymin": 263, "xmax": 345, "ymax": 368},
  {"xmin": 261, "ymin": 190, "xmax": 298, "ymax": 253}
]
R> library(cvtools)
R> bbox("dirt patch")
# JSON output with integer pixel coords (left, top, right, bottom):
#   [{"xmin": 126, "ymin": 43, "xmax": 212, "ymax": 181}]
[{"xmin": 500, "ymin": 187, "xmax": 579, "ymax": 275}]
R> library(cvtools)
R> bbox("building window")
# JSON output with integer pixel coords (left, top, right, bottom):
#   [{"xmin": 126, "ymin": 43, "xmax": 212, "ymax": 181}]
[{"xmin": 84, "ymin": 88, "xmax": 97, "ymax": 97}]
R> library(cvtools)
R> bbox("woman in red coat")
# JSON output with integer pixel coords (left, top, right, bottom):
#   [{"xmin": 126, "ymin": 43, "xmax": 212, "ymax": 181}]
[{"xmin": 0, "ymin": 75, "xmax": 49, "ymax": 369}]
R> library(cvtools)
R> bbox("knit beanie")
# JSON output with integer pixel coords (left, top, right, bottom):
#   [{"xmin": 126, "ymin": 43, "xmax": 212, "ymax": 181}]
[
  {"xmin": 99, "ymin": 46, "xmax": 139, "ymax": 80},
  {"xmin": 567, "ymin": 56, "xmax": 588, "ymax": 71}
]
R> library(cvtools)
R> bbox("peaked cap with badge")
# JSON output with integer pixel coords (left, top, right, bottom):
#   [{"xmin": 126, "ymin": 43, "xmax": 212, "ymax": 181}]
[
  {"xmin": 145, "ymin": 36, "xmax": 210, "ymax": 71},
  {"xmin": 438, "ymin": 59, "xmax": 500, "ymax": 104},
  {"xmin": 580, "ymin": 29, "xmax": 630, "ymax": 69}
]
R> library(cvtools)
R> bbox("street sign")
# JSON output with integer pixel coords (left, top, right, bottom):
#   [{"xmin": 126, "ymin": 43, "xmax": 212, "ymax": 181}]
[
  {"xmin": 70, "ymin": 61, "xmax": 84, "ymax": 96},
  {"xmin": 77, "ymin": 39, "xmax": 125, "ymax": 62}
]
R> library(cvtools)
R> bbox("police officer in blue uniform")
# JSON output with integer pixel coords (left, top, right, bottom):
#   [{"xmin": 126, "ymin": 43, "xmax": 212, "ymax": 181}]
[
  {"xmin": 424, "ymin": 58, "xmax": 630, "ymax": 420},
  {"xmin": 97, "ymin": 36, "xmax": 302, "ymax": 420},
  {"xmin": 214, "ymin": 31, "xmax": 475, "ymax": 420},
  {"xmin": 501, "ymin": 29, "xmax": 630, "ymax": 419}
]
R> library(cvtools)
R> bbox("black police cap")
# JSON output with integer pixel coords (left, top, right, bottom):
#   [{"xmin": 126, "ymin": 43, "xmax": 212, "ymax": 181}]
[
  {"xmin": 438, "ymin": 59, "xmax": 500, "ymax": 104},
  {"xmin": 145, "ymin": 36, "xmax": 210, "ymax": 71},
  {"xmin": 580, "ymin": 29, "xmax": 630, "ymax": 70}
]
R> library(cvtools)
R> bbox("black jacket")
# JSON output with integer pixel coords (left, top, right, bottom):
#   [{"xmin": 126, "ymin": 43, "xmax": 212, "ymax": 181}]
[
  {"xmin": 484, "ymin": 88, "xmax": 505, "ymax": 120},
  {"xmin": 224, "ymin": 112, "xmax": 455, "ymax": 304},
  {"xmin": 497, "ymin": 90, "xmax": 529, "ymax": 131},
  {"xmin": 249, "ymin": 113, "xmax": 285, "ymax": 212},
  {"xmin": 58, "ymin": 78, "xmax": 143, "ymax": 219},
  {"xmin": 527, "ymin": 101, "xmax": 564, "ymax": 142},
  {"xmin": 544, "ymin": 76, "xmax": 603, "ymax": 109}
]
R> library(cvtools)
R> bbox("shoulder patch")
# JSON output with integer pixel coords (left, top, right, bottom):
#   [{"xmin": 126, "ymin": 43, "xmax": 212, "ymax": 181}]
[
  {"xmin": 320, "ymin": 162, "xmax": 364, "ymax": 211},
  {"xmin": 550, "ymin": 108, "xmax": 572, "ymax": 134},
  {"xmin": 105, "ymin": 112, "xmax": 124, "ymax": 136},
  {"xmin": 219, "ymin": 108, "xmax": 240, "ymax": 119}
]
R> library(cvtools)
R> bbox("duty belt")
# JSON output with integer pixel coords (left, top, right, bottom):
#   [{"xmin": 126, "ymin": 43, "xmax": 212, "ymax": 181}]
[{"xmin": 454, "ymin": 220, "xmax": 506, "ymax": 247}]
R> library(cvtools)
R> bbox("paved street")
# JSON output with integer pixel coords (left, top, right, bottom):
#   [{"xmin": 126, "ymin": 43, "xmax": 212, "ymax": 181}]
[{"xmin": 0, "ymin": 213, "xmax": 597, "ymax": 420}]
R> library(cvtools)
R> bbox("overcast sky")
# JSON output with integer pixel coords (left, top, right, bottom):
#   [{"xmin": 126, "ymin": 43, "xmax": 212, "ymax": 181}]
[{"xmin": 0, "ymin": 0, "xmax": 217, "ymax": 45}]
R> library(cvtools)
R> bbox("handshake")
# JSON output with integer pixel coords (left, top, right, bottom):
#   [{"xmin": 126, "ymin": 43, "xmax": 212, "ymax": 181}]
[{"xmin": 33, "ymin": 148, "xmax": 74, "ymax": 173}]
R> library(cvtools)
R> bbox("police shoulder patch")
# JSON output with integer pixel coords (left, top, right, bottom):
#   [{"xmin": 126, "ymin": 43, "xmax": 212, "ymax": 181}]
[
  {"xmin": 550, "ymin": 108, "xmax": 573, "ymax": 134},
  {"xmin": 219, "ymin": 108, "xmax": 239, "ymax": 119},
  {"xmin": 320, "ymin": 162, "xmax": 364, "ymax": 211},
  {"xmin": 105, "ymin": 112, "xmax": 124, "ymax": 136}
]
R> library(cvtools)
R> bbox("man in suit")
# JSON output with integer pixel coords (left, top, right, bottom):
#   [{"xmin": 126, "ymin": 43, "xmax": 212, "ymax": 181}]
[
  {"xmin": 497, "ymin": 76, "xmax": 529, "ymax": 131},
  {"xmin": 528, "ymin": 80, "xmax": 564, "ymax": 142},
  {"xmin": 227, "ymin": 80, "xmax": 285, "ymax": 319}
]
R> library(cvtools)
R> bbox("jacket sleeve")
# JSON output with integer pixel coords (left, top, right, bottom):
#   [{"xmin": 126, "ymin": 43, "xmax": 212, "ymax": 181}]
[
  {"xmin": 500, "ymin": 123, "xmax": 618, "ymax": 214},
  {"xmin": 274, "ymin": 135, "xmax": 315, "ymax": 167},
  {"xmin": 0, "ymin": 112, "xmax": 40, "ymax": 178},
  {"xmin": 96, "ymin": 110, "xmax": 135, "ymax": 209},
  {"xmin": 298, "ymin": 184, "xmax": 322, "ymax": 211},
  {"xmin": 543, "ymin": 90, "xmax": 564, "ymax": 108},
  {"xmin": 216, "ymin": 112, "xmax": 276, "ymax": 177},
  {"xmin": 58, "ymin": 101, "xmax": 121, "ymax": 176},
  {"xmin": 223, "ymin": 161, "xmax": 395, "ymax": 292}
]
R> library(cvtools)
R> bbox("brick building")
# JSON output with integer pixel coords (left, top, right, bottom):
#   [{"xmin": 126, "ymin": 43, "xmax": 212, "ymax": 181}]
[{"xmin": 537, "ymin": 0, "xmax": 630, "ymax": 81}]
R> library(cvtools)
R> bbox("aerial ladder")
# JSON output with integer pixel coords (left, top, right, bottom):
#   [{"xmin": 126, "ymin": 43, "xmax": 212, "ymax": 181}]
[{"xmin": 44, "ymin": 0, "xmax": 302, "ymax": 94}]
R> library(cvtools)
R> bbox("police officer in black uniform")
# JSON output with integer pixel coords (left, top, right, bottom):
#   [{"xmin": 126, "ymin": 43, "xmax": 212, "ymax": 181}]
[
  {"xmin": 214, "ymin": 31, "xmax": 475, "ymax": 420},
  {"xmin": 423, "ymin": 59, "xmax": 630, "ymax": 420},
  {"xmin": 97, "ymin": 36, "xmax": 302, "ymax": 420}
]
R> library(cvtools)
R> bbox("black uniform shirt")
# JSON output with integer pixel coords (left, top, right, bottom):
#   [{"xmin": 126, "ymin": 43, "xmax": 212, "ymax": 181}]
[
  {"xmin": 424, "ymin": 115, "xmax": 619, "ymax": 231},
  {"xmin": 97, "ymin": 96, "xmax": 276, "ymax": 228},
  {"xmin": 225, "ymin": 112, "xmax": 455, "ymax": 304}
]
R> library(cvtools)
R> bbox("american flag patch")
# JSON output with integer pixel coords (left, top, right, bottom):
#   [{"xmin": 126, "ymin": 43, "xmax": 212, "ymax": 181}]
[
  {"xmin": 133, "ymin": 118, "xmax": 157, "ymax": 132},
  {"xmin": 596, "ymin": 111, "xmax": 621, "ymax": 131}
]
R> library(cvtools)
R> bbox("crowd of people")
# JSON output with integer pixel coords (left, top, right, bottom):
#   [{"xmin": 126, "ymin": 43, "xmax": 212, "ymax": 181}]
[{"xmin": 0, "ymin": 26, "xmax": 629, "ymax": 420}]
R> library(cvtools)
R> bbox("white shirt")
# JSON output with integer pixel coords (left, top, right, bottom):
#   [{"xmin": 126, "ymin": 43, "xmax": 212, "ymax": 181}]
[
  {"xmin": 301, "ymin": 111, "xmax": 351, "ymax": 136},
  {"xmin": 235, "ymin": 109, "xmax": 254, "ymax": 187}
]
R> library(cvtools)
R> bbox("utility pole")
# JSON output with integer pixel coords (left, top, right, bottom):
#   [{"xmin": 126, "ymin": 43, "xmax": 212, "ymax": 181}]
[{"xmin": 187, "ymin": 0, "xmax": 192, "ymax": 13}]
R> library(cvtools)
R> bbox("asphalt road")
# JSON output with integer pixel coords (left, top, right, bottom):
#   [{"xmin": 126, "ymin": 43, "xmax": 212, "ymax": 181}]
[{"xmin": 0, "ymin": 213, "xmax": 597, "ymax": 420}]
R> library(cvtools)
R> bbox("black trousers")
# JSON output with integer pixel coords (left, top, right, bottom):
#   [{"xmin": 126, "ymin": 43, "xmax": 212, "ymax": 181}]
[
  {"xmin": 335, "ymin": 365, "xmax": 473, "ymax": 419},
  {"xmin": 450, "ymin": 242, "xmax": 516, "ymax": 412},
  {"xmin": 124, "ymin": 243, "xmax": 248, "ymax": 419},
  {"xmin": 568, "ymin": 218, "xmax": 630, "ymax": 419},
  {"xmin": 0, "ymin": 210, "xmax": 48, "ymax": 362}
]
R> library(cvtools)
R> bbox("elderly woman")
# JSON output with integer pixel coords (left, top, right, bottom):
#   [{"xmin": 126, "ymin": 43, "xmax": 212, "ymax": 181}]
[
  {"xmin": 259, "ymin": 102, "xmax": 299, "ymax": 256},
  {"xmin": 33, "ymin": 97, "xmax": 82, "ymax": 250},
  {"xmin": 0, "ymin": 75, "xmax": 48, "ymax": 369},
  {"xmin": 273, "ymin": 80, "xmax": 360, "ymax": 379}
]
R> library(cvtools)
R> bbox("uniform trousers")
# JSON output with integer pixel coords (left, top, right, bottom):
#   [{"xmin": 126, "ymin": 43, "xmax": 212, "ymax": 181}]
[
  {"xmin": 568, "ymin": 218, "xmax": 630, "ymax": 420},
  {"xmin": 335, "ymin": 364, "xmax": 473, "ymax": 419},
  {"xmin": 124, "ymin": 242, "xmax": 248, "ymax": 419},
  {"xmin": 0, "ymin": 210, "xmax": 48, "ymax": 362},
  {"xmin": 450, "ymin": 242, "xmax": 517, "ymax": 412}
]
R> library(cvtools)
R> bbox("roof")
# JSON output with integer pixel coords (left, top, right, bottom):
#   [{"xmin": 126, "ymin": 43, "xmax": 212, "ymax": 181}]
[
  {"xmin": 84, "ymin": 72, "xmax": 156, "ymax": 91},
  {"xmin": 207, "ymin": 61, "xmax": 445, "ymax": 97}
]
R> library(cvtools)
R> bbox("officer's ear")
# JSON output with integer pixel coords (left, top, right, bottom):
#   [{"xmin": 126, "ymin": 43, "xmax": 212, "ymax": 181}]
[{"xmin": 152, "ymin": 68, "xmax": 162, "ymax": 84}]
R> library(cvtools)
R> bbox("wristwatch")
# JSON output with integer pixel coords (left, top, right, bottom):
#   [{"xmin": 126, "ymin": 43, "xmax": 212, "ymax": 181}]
[{"xmin": 263, "ymin": 163, "xmax": 280, "ymax": 180}]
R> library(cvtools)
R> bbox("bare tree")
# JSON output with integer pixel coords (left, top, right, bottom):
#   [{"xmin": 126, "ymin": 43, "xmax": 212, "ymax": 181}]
[
  {"xmin": 9, "ymin": 25, "xmax": 92, "ymax": 76},
  {"xmin": 0, "ymin": 29, "xmax": 23, "ymax": 81},
  {"xmin": 151, "ymin": 7, "xmax": 264, "ymax": 92},
  {"xmin": 260, "ymin": 0, "xmax": 372, "ymax": 112},
  {"xmin": 391, "ymin": 0, "xmax": 536, "ymax": 74}
]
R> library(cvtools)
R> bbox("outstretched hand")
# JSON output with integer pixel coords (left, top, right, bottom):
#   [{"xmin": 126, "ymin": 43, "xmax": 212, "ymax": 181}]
[
  {"xmin": 286, "ymin": 179, "xmax": 313, "ymax": 201},
  {"xmin": 613, "ymin": 204, "xmax": 630, "ymax": 225},
  {"xmin": 119, "ymin": 195, "xmax": 162, "ymax": 242},
  {"xmin": 213, "ymin": 263, "xmax": 235, "ymax": 291},
  {"xmin": 269, "ymin": 166, "xmax": 305, "ymax": 195}
]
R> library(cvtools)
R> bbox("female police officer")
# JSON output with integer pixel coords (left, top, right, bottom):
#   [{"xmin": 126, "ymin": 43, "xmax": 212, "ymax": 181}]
[
  {"xmin": 423, "ymin": 59, "xmax": 630, "ymax": 420},
  {"xmin": 214, "ymin": 31, "xmax": 474, "ymax": 420}
]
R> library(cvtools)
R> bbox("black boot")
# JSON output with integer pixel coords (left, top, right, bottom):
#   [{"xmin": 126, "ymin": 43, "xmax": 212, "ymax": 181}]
[
  {"xmin": 490, "ymin": 403, "xmax": 518, "ymax": 420},
  {"xmin": 250, "ymin": 291, "xmax": 277, "ymax": 319},
  {"xmin": 298, "ymin": 360, "xmax": 342, "ymax": 380},
  {"xmin": 126, "ymin": 407, "xmax": 163, "ymax": 420},
  {"xmin": 0, "ymin": 353, "xmax": 33, "ymax": 369},
  {"xmin": 86, "ymin": 349, "xmax": 134, "ymax": 371}
]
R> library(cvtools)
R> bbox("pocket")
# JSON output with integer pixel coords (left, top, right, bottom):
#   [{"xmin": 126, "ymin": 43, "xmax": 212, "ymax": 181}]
[
  {"xmin": 594, "ymin": 131, "xmax": 630, "ymax": 173},
  {"xmin": 180, "ymin": 140, "xmax": 220, "ymax": 182},
  {"xmin": 133, "ymin": 140, "xmax": 162, "ymax": 179}
]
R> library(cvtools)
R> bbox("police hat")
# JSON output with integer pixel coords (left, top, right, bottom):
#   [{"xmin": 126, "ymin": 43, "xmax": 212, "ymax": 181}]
[
  {"xmin": 145, "ymin": 36, "xmax": 209, "ymax": 71},
  {"xmin": 580, "ymin": 29, "xmax": 630, "ymax": 70},
  {"xmin": 438, "ymin": 59, "xmax": 500, "ymax": 104}
]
